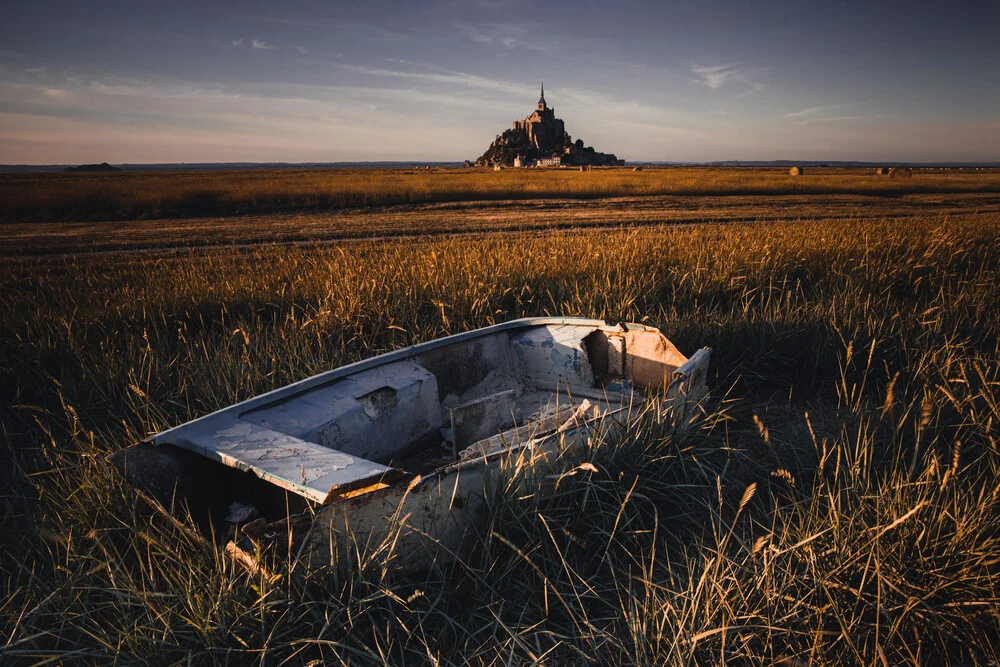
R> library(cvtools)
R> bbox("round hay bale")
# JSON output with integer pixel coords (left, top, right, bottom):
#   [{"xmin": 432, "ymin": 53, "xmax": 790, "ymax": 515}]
[
  {"xmin": 789, "ymin": 166, "xmax": 804, "ymax": 176},
  {"xmin": 888, "ymin": 167, "xmax": 912, "ymax": 179},
  {"xmin": 876, "ymin": 167, "xmax": 889, "ymax": 175},
  {"xmin": 632, "ymin": 166, "xmax": 643, "ymax": 172}
]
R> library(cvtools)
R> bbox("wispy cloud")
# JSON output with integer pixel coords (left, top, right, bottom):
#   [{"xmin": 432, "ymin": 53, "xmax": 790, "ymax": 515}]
[
  {"xmin": 799, "ymin": 113, "xmax": 889, "ymax": 124},
  {"xmin": 784, "ymin": 103, "xmax": 854, "ymax": 119},
  {"xmin": 451, "ymin": 21, "xmax": 549, "ymax": 53},
  {"xmin": 455, "ymin": 21, "xmax": 518, "ymax": 46},
  {"xmin": 334, "ymin": 63, "xmax": 526, "ymax": 96},
  {"xmin": 43, "ymin": 88, "xmax": 72, "ymax": 99},
  {"xmin": 691, "ymin": 63, "xmax": 741, "ymax": 90},
  {"xmin": 691, "ymin": 62, "xmax": 763, "ymax": 95},
  {"xmin": 453, "ymin": 21, "xmax": 493, "ymax": 44},
  {"xmin": 557, "ymin": 86, "xmax": 682, "ymax": 123},
  {"xmin": 0, "ymin": 75, "xmax": 492, "ymax": 162},
  {"xmin": 296, "ymin": 46, "xmax": 309, "ymax": 55},
  {"xmin": 232, "ymin": 38, "xmax": 278, "ymax": 50}
]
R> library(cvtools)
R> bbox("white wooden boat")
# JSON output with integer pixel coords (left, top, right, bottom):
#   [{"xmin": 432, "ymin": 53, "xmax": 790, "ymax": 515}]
[{"xmin": 110, "ymin": 317, "xmax": 710, "ymax": 570}]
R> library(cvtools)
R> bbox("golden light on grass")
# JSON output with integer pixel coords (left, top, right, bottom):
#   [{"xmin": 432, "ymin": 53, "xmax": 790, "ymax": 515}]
[
  {"xmin": 2, "ymin": 166, "xmax": 999, "ymax": 224},
  {"xmin": 2, "ymin": 192, "xmax": 1000, "ymax": 662}
]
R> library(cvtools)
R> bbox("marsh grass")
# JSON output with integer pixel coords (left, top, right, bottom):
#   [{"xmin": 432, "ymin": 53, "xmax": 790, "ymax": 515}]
[
  {"xmin": 3, "ymin": 213, "xmax": 1000, "ymax": 664},
  {"xmin": 3, "ymin": 167, "xmax": 1000, "ymax": 223}
]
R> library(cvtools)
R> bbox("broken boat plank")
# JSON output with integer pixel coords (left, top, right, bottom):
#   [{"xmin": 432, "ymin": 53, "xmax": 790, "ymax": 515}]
[{"xmin": 175, "ymin": 420, "xmax": 395, "ymax": 503}]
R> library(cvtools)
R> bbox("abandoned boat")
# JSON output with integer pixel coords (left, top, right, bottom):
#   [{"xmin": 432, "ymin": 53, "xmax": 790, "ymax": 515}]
[{"xmin": 110, "ymin": 317, "xmax": 710, "ymax": 569}]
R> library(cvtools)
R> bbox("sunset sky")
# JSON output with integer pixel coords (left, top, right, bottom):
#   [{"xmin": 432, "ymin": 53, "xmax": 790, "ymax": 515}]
[{"xmin": 1, "ymin": 0, "xmax": 998, "ymax": 164}]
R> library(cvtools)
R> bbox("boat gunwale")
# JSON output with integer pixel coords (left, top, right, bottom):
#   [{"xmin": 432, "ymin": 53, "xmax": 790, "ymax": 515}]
[{"xmin": 145, "ymin": 317, "xmax": 657, "ymax": 447}]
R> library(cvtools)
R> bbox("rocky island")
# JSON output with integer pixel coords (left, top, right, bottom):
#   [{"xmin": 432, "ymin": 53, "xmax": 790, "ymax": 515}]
[
  {"xmin": 477, "ymin": 84, "xmax": 624, "ymax": 168},
  {"xmin": 62, "ymin": 162, "xmax": 123, "ymax": 173}
]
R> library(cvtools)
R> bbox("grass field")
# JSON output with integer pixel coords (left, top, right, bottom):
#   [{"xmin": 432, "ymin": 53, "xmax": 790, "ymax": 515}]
[
  {"xmin": 3, "ymin": 169, "xmax": 1000, "ymax": 664},
  {"xmin": 4, "ymin": 166, "xmax": 1000, "ymax": 224},
  {"xmin": 4, "ymin": 190, "xmax": 1000, "ymax": 258}
]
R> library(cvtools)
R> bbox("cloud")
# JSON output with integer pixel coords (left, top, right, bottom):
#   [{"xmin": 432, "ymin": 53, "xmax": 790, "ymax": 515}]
[
  {"xmin": 0, "ymin": 77, "xmax": 493, "ymax": 162},
  {"xmin": 453, "ymin": 21, "xmax": 494, "ymax": 44},
  {"xmin": 3, "ymin": 68, "xmax": 997, "ymax": 164},
  {"xmin": 450, "ymin": 21, "xmax": 549, "ymax": 53},
  {"xmin": 556, "ymin": 86, "xmax": 683, "ymax": 123},
  {"xmin": 784, "ymin": 103, "xmax": 854, "ymax": 119},
  {"xmin": 334, "ymin": 63, "xmax": 526, "ymax": 96},
  {"xmin": 691, "ymin": 62, "xmax": 763, "ymax": 94},
  {"xmin": 690, "ymin": 63, "xmax": 740, "ymax": 90},
  {"xmin": 296, "ymin": 46, "xmax": 309, "ymax": 55},
  {"xmin": 232, "ymin": 38, "xmax": 278, "ymax": 50},
  {"xmin": 799, "ymin": 113, "xmax": 888, "ymax": 124}
]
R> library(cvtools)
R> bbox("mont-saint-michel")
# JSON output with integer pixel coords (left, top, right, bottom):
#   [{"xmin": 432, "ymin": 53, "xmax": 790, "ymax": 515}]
[{"xmin": 476, "ymin": 84, "xmax": 624, "ymax": 168}]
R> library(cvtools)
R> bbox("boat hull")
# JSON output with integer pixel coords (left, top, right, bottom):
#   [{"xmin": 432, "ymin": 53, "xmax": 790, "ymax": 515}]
[{"xmin": 109, "ymin": 317, "xmax": 711, "ymax": 571}]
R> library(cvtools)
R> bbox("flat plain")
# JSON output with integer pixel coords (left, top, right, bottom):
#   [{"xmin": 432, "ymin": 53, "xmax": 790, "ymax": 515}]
[{"xmin": 3, "ymin": 167, "xmax": 1000, "ymax": 664}]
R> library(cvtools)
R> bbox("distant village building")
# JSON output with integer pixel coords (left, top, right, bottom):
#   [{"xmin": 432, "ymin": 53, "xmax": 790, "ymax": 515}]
[{"xmin": 477, "ymin": 83, "xmax": 624, "ymax": 168}]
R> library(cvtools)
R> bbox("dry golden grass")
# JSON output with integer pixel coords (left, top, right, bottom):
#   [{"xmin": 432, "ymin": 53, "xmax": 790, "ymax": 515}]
[
  {"xmin": 3, "ymin": 190, "xmax": 1000, "ymax": 257},
  {"xmin": 3, "ymin": 166, "xmax": 1000, "ymax": 223},
  {"xmin": 3, "ymin": 206, "xmax": 1000, "ymax": 663}
]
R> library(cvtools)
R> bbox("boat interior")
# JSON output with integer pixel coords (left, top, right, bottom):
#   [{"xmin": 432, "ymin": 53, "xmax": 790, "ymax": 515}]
[{"xmin": 109, "ymin": 321, "xmax": 704, "ymax": 537}]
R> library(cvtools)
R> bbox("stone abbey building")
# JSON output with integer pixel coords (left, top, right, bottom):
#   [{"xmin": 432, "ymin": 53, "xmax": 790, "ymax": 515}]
[{"xmin": 476, "ymin": 84, "xmax": 624, "ymax": 167}]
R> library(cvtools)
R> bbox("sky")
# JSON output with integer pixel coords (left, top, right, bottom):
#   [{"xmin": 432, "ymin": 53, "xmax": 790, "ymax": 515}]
[{"xmin": 1, "ymin": 0, "xmax": 998, "ymax": 164}]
